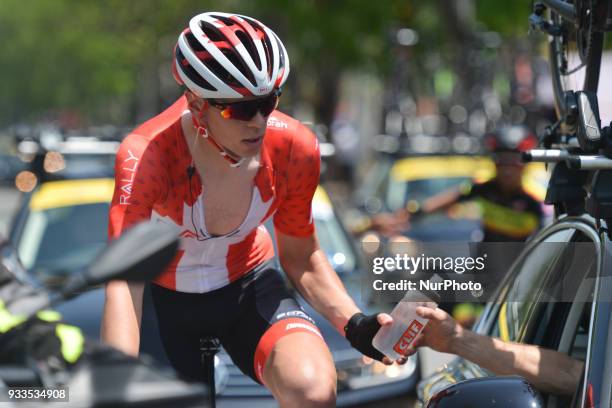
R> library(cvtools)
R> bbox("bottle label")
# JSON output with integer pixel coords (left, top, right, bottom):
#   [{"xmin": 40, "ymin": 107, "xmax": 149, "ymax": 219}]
[{"xmin": 392, "ymin": 319, "xmax": 423, "ymax": 355}]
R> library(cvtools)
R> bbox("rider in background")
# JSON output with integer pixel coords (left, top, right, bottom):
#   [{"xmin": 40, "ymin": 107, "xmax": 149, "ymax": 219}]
[
  {"xmin": 412, "ymin": 125, "xmax": 543, "ymax": 243},
  {"xmin": 101, "ymin": 12, "xmax": 406, "ymax": 408},
  {"xmin": 413, "ymin": 126, "xmax": 544, "ymax": 325}
]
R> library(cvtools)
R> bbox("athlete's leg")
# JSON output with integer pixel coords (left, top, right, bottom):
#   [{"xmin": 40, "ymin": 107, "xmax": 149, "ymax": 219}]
[
  {"xmin": 150, "ymin": 283, "xmax": 215, "ymax": 383},
  {"xmin": 262, "ymin": 331, "xmax": 336, "ymax": 408},
  {"xmin": 220, "ymin": 264, "xmax": 336, "ymax": 406}
]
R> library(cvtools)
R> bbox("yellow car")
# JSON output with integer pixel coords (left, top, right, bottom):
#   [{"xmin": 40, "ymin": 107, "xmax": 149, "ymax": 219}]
[
  {"xmin": 386, "ymin": 155, "xmax": 547, "ymax": 211},
  {"xmin": 355, "ymin": 155, "xmax": 549, "ymax": 241}
]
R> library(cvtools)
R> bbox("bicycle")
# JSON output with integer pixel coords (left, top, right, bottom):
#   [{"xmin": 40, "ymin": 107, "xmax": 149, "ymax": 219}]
[
  {"xmin": 527, "ymin": 0, "xmax": 612, "ymax": 164},
  {"xmin": 529, "ymin": 0, "xmax": 612, "ymax": 131}
]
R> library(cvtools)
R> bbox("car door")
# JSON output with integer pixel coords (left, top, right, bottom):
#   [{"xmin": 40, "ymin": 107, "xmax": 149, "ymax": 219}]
[
  {"xmin": 473, "ymin": 218, "xmax": 601, "ymax": 406},
  {"xmin": 580, "ymin": 239, "xmax": 612, "ymax": 408}
]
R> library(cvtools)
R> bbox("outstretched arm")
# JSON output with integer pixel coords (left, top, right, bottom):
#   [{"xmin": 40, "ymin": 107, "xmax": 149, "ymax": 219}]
[
  {"xmin": 277, "ymin": 231, "xmax": 405, "ymax": 365},
  {"xmin": 419, "ymin": 188, "xmax": 463, "ymax": 214},
  {"xmin": 414, "ymin": 306, "xmax": 584, "ymax": 396}
]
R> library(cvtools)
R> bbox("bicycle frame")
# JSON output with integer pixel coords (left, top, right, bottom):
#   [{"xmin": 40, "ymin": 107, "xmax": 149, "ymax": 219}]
[{"xmin": 541, "ymin": 0, "xmax": 576, "ymax": 22}]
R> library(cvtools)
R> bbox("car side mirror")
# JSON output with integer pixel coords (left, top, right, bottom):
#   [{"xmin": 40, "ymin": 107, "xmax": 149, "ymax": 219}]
[{"xmin": 426, "ymin": 376, "xmax": 544, "ymax": 408}]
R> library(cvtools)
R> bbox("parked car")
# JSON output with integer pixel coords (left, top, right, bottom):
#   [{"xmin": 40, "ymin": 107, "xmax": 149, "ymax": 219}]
[
  {"xmin": 353, "ymin": 154, "xmax": 549, "ymax": 241},
  {"xmin": 8, "ymin": 178, "xmax": 419, "ymax": 407},
  {"xmin": 416, "ymin": 163, "xmax": 612, "ymax": 408}
]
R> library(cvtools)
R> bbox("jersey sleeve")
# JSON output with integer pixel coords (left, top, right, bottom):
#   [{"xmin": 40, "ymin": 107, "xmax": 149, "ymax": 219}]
[
  {"xmin": 108, "ymin": 134, "xmax": 167, "ymax": 240},
  {"xmin": 273, "ymin": 124, "xmax": 321, "ymax": 237}
]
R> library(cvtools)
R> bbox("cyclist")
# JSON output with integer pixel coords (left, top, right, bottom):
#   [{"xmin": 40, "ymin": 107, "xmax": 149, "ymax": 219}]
[{"xmin": 101, "ymin": 12, "xmax": 404, "ymax": 407}]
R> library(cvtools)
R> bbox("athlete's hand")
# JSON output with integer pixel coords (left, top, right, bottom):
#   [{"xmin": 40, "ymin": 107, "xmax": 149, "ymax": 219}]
[
  {"xmin": 344, "ymin": 312, "xmax": 410, "ymax": 366},
  {"xmin": 376, "ymin": 313, "xmax": 411, "ymax": 366}
]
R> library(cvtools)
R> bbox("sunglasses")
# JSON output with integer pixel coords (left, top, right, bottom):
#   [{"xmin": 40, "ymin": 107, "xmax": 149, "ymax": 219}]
[
  {"xmin": 209, "ymin": 89, "xmax": 281, "ymax": 121},
  {"xmin": 493, "ymin": 152, "xmax": 524, "ymax": 166}
]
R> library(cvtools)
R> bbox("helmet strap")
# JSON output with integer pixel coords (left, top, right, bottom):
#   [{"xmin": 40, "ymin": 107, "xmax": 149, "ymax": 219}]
[{"xmin": 190, "ymin": 104, "xmax": 245, "ymax": 168}]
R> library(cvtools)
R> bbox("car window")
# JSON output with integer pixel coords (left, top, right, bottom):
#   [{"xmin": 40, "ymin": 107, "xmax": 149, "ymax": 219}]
[
  {"xmin": 487, "ymin": 228, "xmax": 576, "ymax": 342},
  {"xmin": 313, "ymin": 210, "xmax": 357, "ymax": 274},
  {"xmin": 17, "ymin": 202, "xmax": 109, "ymax": 282}
]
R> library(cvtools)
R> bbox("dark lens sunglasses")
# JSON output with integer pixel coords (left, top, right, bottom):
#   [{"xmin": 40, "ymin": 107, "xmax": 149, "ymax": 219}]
[
  {"xmin": 209, "ymin": 89, "xmax": 281, "ymax": 121},
  {"xmin": 493, "ymin": 152, "xmax": 524, "ymax": 166}
]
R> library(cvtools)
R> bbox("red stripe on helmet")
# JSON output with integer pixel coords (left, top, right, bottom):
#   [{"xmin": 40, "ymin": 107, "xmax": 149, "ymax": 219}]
[
  {"xmin": 214, "ymin": 19, "xmax": 243, "ymax": 47},
  {"xmin": 274, "ymin": 67, "xmax": 285, "ymax": 88},
  {"xmin": 171, "ymin": 49, "xmax": 184, "ymax": 85},
  {"xmin": 231, "ymin": 15, "xmax": 261, "ymax": 44}
]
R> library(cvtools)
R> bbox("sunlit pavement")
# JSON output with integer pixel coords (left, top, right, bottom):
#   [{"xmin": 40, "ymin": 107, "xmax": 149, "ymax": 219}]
[{"xmin": 0, "ymin": 186, "xmax": 20, "ymax": 238}]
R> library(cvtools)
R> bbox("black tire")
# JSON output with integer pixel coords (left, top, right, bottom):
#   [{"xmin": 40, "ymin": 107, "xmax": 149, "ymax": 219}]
[{"xmin": 548, "ymin": 0, "xmax": 608, "ymax": 121}]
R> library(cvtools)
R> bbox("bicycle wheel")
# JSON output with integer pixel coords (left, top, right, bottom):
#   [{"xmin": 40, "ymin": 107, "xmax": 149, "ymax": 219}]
[{"xmin": 547, "ymin": 0, "xmax": 609, "ymax": 121}]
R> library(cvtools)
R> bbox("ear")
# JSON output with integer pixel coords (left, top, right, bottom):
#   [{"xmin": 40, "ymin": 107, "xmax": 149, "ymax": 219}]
[
  {"xmin": 186, "ymin": 92, "xmax": 209, "ymax": 115},
  {"xmin": 184, "ymin": 90, "xmax": 198, "ymax": 105}
]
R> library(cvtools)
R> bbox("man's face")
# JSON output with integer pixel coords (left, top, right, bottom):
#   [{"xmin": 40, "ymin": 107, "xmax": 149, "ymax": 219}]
[
  {"xmin": 493, "ymin": 152, "xmax": 525, "ymax": 192},
  {"xmin": 186, "ymin": 92, "xmax": 273, "ymax": 158}
]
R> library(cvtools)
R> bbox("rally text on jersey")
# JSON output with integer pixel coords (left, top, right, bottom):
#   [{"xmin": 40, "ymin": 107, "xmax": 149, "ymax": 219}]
[{"xmin": 119, "ymin": 149, "xmax": 138, "ymax": 205}]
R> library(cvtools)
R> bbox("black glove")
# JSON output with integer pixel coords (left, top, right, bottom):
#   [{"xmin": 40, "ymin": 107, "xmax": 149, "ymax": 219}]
[{"xmin": 344, "ymin": 313, "xmax": 385, "ymax": 361}]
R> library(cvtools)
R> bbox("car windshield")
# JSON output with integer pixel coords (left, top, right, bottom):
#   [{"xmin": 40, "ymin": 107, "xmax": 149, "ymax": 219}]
[
  {"xmin": 18, "ymin": 202, "xmax": 109, "ymax": 281},
  {"xmin": 313, "ymin": 208, "xmax": 357, "ymax": 274},
  {"xmin": 386, "ymin": 177, "xmax": 471, "ymax": 211}
]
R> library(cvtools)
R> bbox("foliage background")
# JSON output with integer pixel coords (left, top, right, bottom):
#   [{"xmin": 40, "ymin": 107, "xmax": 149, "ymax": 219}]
[{"xmin": 0, "ymin": 0, "xmax": 533, "ymax": 129}]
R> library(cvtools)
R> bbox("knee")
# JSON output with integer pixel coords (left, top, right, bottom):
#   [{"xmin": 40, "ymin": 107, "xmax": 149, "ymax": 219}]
[
  {"xmin": 302, "ymin": 371, "xmax": 337, "ymax": 407},
  {"xmin": 276, "ymin": 363, "xmax": 337, "ymax": 407}
]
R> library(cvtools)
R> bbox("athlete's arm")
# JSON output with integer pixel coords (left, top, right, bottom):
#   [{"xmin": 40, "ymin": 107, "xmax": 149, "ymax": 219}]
[
  {"xmin": 101, "ymin": 134, "xmax": 167, "ymax": 356},
  {"xmin": 419, "ymin": 187, "xmax": 464, "ymax": 214},
  {"xmin": 101, "ymin": 281, "xmax": 144, "ymax": 356},
  {"xmin": 276, "ymin": 232, "xmax": 360, "ymax": 333},
  {"xmin": 413, "ymin": 306, "xmax": 583, "ymax": 396}
]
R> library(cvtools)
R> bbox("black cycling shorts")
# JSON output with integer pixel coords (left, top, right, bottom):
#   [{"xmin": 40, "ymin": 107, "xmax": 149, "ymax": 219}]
[{"xmin": 150, "ymin": 260, "xmax": 322, "ymax": 385}]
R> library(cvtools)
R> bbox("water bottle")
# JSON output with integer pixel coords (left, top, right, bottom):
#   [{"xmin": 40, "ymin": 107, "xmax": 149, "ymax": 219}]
[{"xmin": 372, "ymin": 286, "xmax": 439, "ymax": 360}]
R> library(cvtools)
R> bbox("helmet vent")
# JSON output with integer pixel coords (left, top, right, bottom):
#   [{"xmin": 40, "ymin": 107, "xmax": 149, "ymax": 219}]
[
  {"xmin": 175, "ymin": 47, "xmax": 216, "ymax": 91},
  {"xmin": 215, "ymin": 15, "xmax": 236, "ymax": 26},
  {"xmin": 235, "ymin": 30, "xmax": 262, "ymax": 71},
  {"xmin": 200, "ymin": 21, "xmax": 225, "ymax": 42}
]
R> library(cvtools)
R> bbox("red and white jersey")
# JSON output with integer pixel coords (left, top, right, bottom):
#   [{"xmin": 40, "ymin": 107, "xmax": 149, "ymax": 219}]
[{"xmin": 109, "ymin": 96, "xmax": 320, "ymax": 293}]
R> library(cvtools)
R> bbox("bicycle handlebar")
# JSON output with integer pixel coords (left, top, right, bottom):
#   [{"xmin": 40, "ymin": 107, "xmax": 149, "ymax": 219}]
[
  {"xmin": 522, "ymin": 149, "xmax": 570, "ymax": 163},
  {"xmin": 524, "ymin": 149, "xmax": 612, "ymax": 169},
  {"xmin": 566, "ymin": 155, "xmax": 612, "ymax": 170}
]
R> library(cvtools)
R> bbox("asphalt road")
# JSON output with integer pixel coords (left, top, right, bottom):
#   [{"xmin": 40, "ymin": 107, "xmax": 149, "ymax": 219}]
[{"xmin": 0, "ymin": 185, "xmax": 20, "ymax": 238}]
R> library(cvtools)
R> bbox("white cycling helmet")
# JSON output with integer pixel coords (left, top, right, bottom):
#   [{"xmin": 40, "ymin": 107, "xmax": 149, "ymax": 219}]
[{"xmin": 173, "ymin": 12, "xmax": 290, "ymax": 99}]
